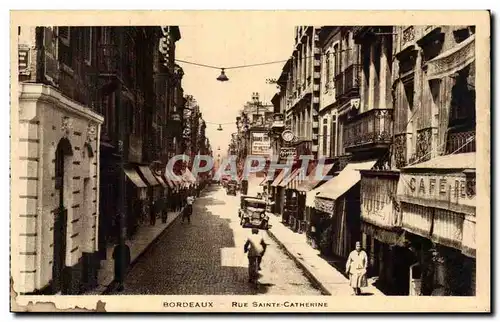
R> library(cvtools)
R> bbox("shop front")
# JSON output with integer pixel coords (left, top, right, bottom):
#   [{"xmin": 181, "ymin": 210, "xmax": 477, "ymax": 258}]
[
  {"xmin": 359, "ymin": 169, "xmax": 414, "ymax": 295},
  {"xmin": 396, "ymin": 153, "xmax": 476, "ymax": 296},
  {"xmin": 313, "ymin": 160, "xmax": 377, "ymax": 261},
  {"xmin": 123, "ymin": 167, "xmax": 148, "ymax": 237},
  {"xmin": 137, "ymin": 165, "xmax": 162, "ymax": 226},
  {"xmin": 297, "ymin": 162, "xmax": 336, "ymax": 247},
  {"xmin": 279, "ymin": 168, "xmax": 301, "ymax": 227},
  {"xmin": 270, "ymin": 168, "xmax": 288, "ymax": 217}
]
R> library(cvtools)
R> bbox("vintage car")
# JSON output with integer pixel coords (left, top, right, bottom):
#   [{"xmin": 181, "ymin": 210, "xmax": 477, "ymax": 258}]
[
  {"xmin": 239, "ymin": 197, "xmax": 270, "ymax": 230},
  {"xmin": 226, "ymin": 181, "xmax": 238, "ymax": 196}
]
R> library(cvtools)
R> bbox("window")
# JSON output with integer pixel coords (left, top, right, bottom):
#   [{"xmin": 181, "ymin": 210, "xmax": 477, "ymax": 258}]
[
  {"xmin": 333, "ymin": 43, "xmax": 340, "ymax": 76},
  {"xmin": 83, "ymin": 27, "xmax": 93, "ymax": 65},
  {"xmin": 322, "ymin": 124, "xmax": 328, "ymax": 156},
  {"xmin": 58, "ymin": 27, "xmax": 70, "ymax": 46},
  {"xmin": 330, "ymin": 119, "xmax": 337, "ymax": 157},
  {"xmin": 57, "ymin": 27, "xmax": 72, "ymax": 68},
  {"xmin": 325, "ymin": 51, "xmax": 331, "ymax": 86}
]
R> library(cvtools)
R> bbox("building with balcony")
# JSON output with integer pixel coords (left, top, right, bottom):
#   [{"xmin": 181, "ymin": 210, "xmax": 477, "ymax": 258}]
[
  {"xmin": 393, "ymin": 25, "xmax": 476, "ymax": 296},
  {"xmin": 304, "ymin": 27, "xmax": 394, "ymax": 273},
  {"xmin": 15, "ymin": 26, "xmax": 104, "ymax": 295}
]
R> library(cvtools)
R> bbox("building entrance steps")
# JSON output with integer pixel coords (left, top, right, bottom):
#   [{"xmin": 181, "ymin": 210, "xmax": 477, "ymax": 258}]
[{"xmin": 266, "ymin": 216, "xmax": 385, "ymax": 296}]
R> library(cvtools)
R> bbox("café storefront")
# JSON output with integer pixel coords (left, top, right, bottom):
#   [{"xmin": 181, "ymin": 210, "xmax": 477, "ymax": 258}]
[{"xmin": 396, "ymin": 153, "xmax": 476, "ymax": 296}]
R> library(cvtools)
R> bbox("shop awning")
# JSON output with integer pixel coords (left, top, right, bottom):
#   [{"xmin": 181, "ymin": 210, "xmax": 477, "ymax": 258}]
[
  {"xmin": 183, "ymin": 168, "xmax": 197, "ymax": 184},
  {"xmin": 288, "ymin": 167, "xmax": 309, "ymax": 190},
  {"xmin": 162, "ymin": 174, "xmax": 175, "ymax": 189},
  {"xmin": 403, "ymin": 152, "xmax": 475, "ymax": 170},
  {"xmin": 270, "ymin": 168, "xmax": 289, "ymax": 187},
  {"xmin": 315, "ymin": 160, "xmax": 377, "ymax": 201},
  {"xmin": 259, "ymin": 176, "xmax": 268, "ymax": 186},
  {"xmin": 296, "ymin": 163, "xmax": 336, "ymax": 192},
  {"xmin": 123, "ymin": 168, "xmax": 147, "ymax": 188},
  {"xmin": 153, "ymin": 173, "xmax": 168, "ymax": 188},
  {"xmin": 137, "ymin": 166, "xmax": 160, "ymax": 186},
  {"xmin": 426, "ymin": 34, "xmax": 475, "ymax": 80},
  {"xmin": 278, "ymin": 168, "xmax": 301, "ymax": 188},
  {"xmin": 361, "ymin": 221, "xmax": 407, "ymax": 247},
  {"xmin": 397, "ymin": 152, "xmax": 476, "ymax": 216}
]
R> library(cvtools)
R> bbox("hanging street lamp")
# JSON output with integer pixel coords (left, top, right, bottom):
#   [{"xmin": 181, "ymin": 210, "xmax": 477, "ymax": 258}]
[
  {"xmin": 217, "ymin": 124, "xmax": 223, "ymax": 131},
  {"xmin": 217, "ymin": 68, "xmax": 229, "ymax": 82}
]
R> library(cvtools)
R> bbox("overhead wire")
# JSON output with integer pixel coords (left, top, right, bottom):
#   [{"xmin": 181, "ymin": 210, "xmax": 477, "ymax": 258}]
[{"xmin": 174, "ymin": 49, "xmax": 353, "ymax": 71}]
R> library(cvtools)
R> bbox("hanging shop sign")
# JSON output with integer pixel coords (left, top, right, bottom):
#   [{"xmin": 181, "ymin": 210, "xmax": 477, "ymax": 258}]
[
  {"xmin": 397, "ymin": 172, "xmax": 476, "ymax": 215},
  {"xmin": 251, "ymin": 131, "xmax": 271, "ymax": 155},
  {"xmin": 279, "ymin": 147, "xmax": 297, "ymax": 160}
]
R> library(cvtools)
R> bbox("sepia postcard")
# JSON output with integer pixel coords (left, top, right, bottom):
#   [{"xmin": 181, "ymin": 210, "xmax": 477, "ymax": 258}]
[{"xmin": 10, "ymin": 10, "xmax": 491, "ymax": 313}]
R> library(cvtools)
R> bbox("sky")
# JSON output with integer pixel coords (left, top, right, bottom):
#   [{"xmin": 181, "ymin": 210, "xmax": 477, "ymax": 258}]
[{"xmin": 175, "ymin": 22, "xmax": 295, "ymax": 158}]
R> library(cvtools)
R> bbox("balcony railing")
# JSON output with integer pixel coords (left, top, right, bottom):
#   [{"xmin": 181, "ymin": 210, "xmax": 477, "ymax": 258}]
[
  {"xmin": 97, "ymin": 44, "xmax": 122, "ymax": 79},
  {"xmin": 343, "ymin": 109, "xmax": 393, "ymax": 151},
  {"xmin": 445, "ymin": 130, "xmax": 476, "ymax": 154}
]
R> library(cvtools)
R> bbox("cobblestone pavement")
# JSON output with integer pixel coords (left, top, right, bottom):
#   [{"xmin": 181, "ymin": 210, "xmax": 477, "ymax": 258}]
[{"xmin": 115, "ymin": 185, "xmax": 322, "ymax": 295}]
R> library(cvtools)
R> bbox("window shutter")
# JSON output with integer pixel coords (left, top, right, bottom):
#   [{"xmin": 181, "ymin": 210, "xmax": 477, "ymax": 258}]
[{"xmin": 44, "ymin": 27, "xmax": 59, "ymax": 84}]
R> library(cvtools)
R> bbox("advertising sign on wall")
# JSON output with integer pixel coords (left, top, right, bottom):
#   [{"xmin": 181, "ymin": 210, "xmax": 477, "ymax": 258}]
[{"xmin": 251, "ymin": 132, "xmax": 271, "ymax": 155}]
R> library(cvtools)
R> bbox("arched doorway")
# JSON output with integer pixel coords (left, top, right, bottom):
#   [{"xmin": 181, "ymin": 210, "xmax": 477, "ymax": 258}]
[{"xmin": 52, "ymin": 137, "xmax": 73, "ymax": 294}]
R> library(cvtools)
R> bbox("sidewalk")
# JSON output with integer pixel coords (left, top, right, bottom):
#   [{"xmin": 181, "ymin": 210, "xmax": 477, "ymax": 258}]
[
  {"xmin": 266, "ymin": 215, "xmax": 385, "ymax": 296},
  {"xmin": 84, "ymin": 209, "xmax": 184, "ymax": 295}
]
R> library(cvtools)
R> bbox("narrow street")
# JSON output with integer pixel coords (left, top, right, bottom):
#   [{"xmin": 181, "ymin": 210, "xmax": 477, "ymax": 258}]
[{"xmin": 114, "ymin": 185, "xmax": 322, "ymax": 295}]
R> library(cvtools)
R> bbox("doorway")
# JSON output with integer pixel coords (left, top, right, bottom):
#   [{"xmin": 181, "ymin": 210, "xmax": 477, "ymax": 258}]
[{"xmin": 52, "ymin": 137, "xmax": 73, "ymax": 294}]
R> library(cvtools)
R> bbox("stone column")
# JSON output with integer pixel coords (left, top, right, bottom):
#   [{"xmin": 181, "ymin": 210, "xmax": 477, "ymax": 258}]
[
  {"xmin": 379, "ymin": 36, "xmax": 388, "ymax": 109},
  {"xmin": 368, "ymin": 42, "xmax": 376, "ymax": 112}
]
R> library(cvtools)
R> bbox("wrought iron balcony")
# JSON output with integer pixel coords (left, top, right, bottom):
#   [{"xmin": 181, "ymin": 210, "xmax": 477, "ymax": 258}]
[
  {"xmin": 343, "ymin": 109, "xmax": 393, "ymax": 152},
  {"xmin": 445, "ymin": 130, "xmax": 475, "ymax": 154},
  {"xmin": 98, "ymin": 44, "xmax": 122, "ymax": 79}
]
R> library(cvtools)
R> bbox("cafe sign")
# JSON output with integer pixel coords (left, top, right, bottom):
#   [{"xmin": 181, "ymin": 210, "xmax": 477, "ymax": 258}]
[{"xmin": 397, "ymin": 172, "xmax": 476, "ymax": 215}]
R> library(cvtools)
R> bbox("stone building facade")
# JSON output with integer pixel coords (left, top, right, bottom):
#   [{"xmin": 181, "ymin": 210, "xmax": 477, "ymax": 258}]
[{"xmin": 15, "ymin": 26, "xmax": 103, "ymax": 294}]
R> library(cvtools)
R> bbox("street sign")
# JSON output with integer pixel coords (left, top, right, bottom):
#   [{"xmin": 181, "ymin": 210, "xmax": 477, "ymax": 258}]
[{"xmin": 279, "ymin": 147, "xmax": 297, "ymax": 160}]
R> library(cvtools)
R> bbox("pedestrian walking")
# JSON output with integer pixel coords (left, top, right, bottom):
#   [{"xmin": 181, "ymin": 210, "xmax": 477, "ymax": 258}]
[
  {"xmin": 161, "ymin": 196, "xmax": 168, "ymax": 223},
  {"xmin": 150, "ymin": 200, "xmax": 157, "ymax": 226},
  {"xmin": 112, "ymin": 241, "xmax": 131, "ymax": 292},
  {"xmin": 181, "ymin": 193, "xmax": 195, "ymax": 224},
  {"xmin": 345, "ymin": 241, "xmax": 368, "ymax": 295}
]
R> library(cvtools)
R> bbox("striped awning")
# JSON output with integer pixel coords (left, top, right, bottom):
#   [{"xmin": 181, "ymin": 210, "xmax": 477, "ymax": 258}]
[
  {"xmin": 137, "ymin": 166, "xmax": 160, "ymax": 187},
  {"xmin": 162, "ymin": 174, "xmax": 176, "ymax": 189},
  {"xmin": 270, "ymin": 168, "xmax": 288, "ymax": 187},
  {"xmin": 153, "ymin": 172, "xmax": 167, "ymax": 188},
  {"xmin": 279, "ymin": 168, "xmax": 301, "ymax": 188},
  {"xmin": 123, "ymin": 168, "xmax": 147, "ymax": 188},
  {"xmin": 296, "ymin": 163, "xmax": 336, "ymax": 192}
]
